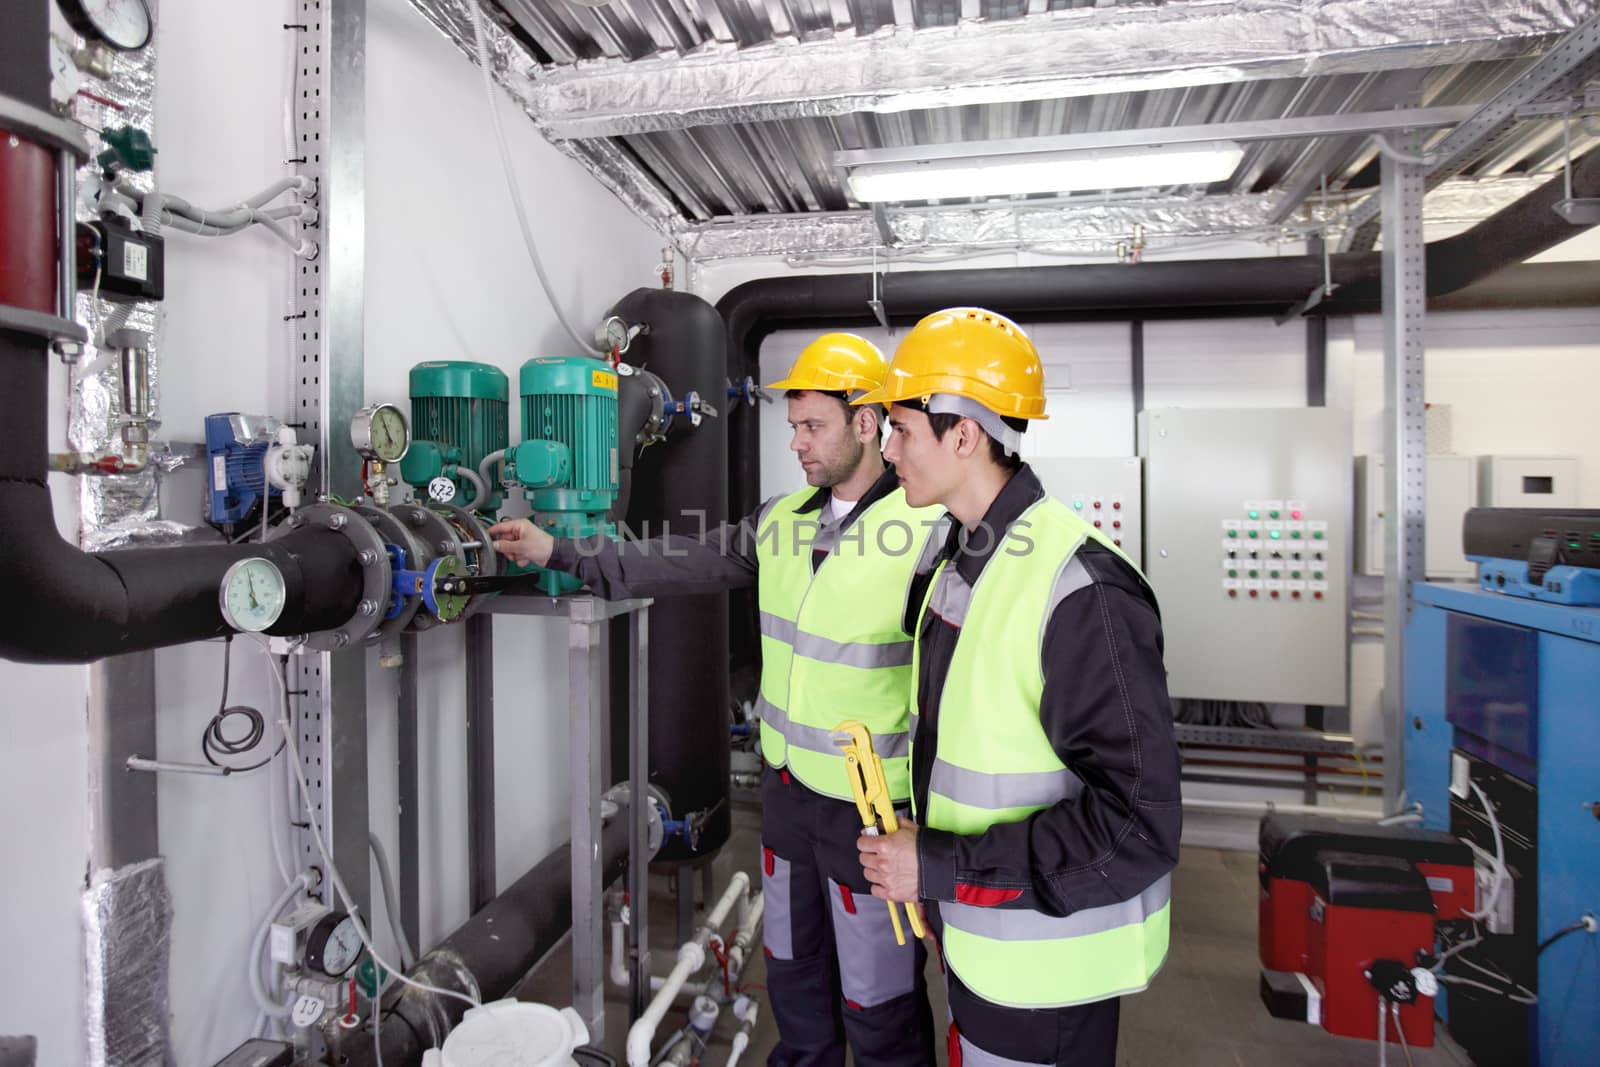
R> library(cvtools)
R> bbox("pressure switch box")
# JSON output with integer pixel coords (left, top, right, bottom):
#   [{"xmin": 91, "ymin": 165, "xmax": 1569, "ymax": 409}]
[
  {"xmin": 1139, "ymin": 408, "xmax": 1350, "ymax": 705},
  {"xmin": 1028, "ymin": 455, "xmax": 1143, "ymax": 564}
]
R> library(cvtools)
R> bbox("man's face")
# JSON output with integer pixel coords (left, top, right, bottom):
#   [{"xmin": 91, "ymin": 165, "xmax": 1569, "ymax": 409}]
[
  {"xmin": 883, "ymin": 404, "xmax": 960, "ymax": 508},
  {"xmin": 787, "ymin": 391, "xmax": 866, "ymax": 488}
]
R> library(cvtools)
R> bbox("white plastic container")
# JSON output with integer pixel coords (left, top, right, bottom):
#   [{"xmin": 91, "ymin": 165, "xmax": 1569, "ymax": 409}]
[{"xmin": 420, "ymin": 1000, "xmax": 591, "ymax": 1067}]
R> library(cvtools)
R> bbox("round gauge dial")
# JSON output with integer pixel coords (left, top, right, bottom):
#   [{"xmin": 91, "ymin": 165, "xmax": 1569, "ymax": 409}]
[
  {"xmin": 304, "ymin": 911, "xmax": 363, "ymax": 978},
  {"xmin": 58, "ymin": 0, "xmax": 153, "ymax": 52},
  {"xmin": 350, "ymin": 403, "xmax": 410, "ymax": 463},
  {"xmin": 219, "ymin": 558, "xmax": 287, "ymax": 633}
]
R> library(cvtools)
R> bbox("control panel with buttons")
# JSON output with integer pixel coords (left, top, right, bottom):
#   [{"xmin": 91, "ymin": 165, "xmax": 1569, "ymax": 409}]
[
  {"xmin": 1139, "ymin": 407, "xmax": 1349, "ymax": 705},
  {"xmin": 1029, "ymin": 455, "xmax": 1144, "ymax": 564}
]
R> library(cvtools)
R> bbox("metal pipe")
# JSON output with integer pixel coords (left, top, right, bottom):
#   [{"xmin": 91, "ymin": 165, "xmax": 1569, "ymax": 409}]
[
  {"xmin": 1182, "ymin": 797, "xmax": 1387, "ymax": 820},
  {"xmin": 341, "ymin": 809, "xmax": 633, "ymax": 1067},
  {"xmin": 56, "ymin": 147, "xmax": 74, "ymax": 327}
]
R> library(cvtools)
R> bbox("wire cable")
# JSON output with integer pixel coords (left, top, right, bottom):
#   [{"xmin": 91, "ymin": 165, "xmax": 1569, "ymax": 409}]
[
  {"xmin": 468, "ymin": 0, "xmax": 605, "ymax": 359},
  {"xmin": 1538, "ymin": 917, "xmax": 1594, "ymax": 955},
  {"xmin": 1462, "ymin": 780, "xmax": 1507, "ymax": 923},
  {"xmin": 368, "ymin": 832, "xmax": 416, "ymax": 970},
  {"xmin": 1435, "ymin": 972, "xmax": 1537, "ymax": 1005},
  {"xmin": 201, "ymin": 635, "xmax": 286, "ymax": 773},
  {"xmin": 1391, "ymin": 1003, "xmax": 1416, "ymax": 1067}
]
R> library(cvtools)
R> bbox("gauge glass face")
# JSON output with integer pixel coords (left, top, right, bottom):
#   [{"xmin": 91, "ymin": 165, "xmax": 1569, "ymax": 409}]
[
  {"xmin": 356, "ymin": 404, "xmax": 409, "ymax": 462},
  {"xmin": 220, "ymin": 558, "xmax": 287, "ymax": 633},
  {"xmin": 320, "ymin": 915, "xmax": 362, "ymax": 976},
  {"xmin": 65, "ymin": 0, "xmax": 153, "ymax": 50}
]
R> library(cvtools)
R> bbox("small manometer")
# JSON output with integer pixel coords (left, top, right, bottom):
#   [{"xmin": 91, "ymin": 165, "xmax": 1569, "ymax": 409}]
[
  {"xmin": 350, "ymin": 403, "xmax": 410, "ymax": 463},
  {"xmin": 219, "ymin": 558, "xmax": 287, "ymax": 633},
  {"xmin": 304, "ymin": 911, "xmax": 363, "ymax": 978}
]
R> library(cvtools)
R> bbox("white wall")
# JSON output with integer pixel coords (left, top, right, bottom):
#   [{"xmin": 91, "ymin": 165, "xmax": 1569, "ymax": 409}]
[{"xmin": 0, "ymin": 1, "xmax": 661, "ymax": 1061}]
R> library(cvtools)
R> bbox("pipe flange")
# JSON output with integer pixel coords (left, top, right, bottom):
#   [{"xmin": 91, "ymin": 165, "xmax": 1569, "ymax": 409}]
[
  {"xmin": 0, "ymin": 95, "xmax": 96, "ymax": 161},
  {"xmin": 352, "ymin": 504, "xmax": 429, "ymax": 639},
  {"xmin": 388, "ymin": 502, "xmax": 463, "ymax": 631},
  {"xmin": 437, "ymin": 502, "xmax": 500, "ymax": 618},
  {"xmin": 270, "ymin": 504, "xmax": 390, "ymax": 652},
  {"xmin": 602, "ymin": 781, "xmax": 668, "ymax": 857}
]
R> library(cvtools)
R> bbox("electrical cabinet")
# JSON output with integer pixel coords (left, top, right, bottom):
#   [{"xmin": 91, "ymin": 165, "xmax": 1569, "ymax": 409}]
[
  {"xmin": 1028, "ymin": 456, "xmax": 1143, "ymax": 564},
  {"xmin": 1139, "ymin": 408, "xmax": 1349, "ymax": 705},
  {"xmin": 1478, "ymin": 455, "xmax": 1580, "ymax": 507},
  {"xmin": 1354, "ymin": 454, "xmax": 1479, "ymax": 580}
]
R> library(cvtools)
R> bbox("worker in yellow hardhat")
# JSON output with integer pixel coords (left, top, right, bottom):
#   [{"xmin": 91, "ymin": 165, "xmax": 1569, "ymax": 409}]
[
  {"xmin": 852, "ymin": 308, "xmax": 1182, "ymax": 1067},
  {"xmin": 491, "ymin": 331, "xmax": 944, "ymax": 1066}
]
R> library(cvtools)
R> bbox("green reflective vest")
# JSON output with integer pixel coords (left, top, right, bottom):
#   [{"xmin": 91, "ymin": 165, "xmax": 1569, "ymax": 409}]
[
  {"xmin": 756, "ymin": 486, "xmax": 943, "ymax": 801},
  {"xmin": 913, "ymin": 496, "xmax": 1171, "ymax": 1009}
]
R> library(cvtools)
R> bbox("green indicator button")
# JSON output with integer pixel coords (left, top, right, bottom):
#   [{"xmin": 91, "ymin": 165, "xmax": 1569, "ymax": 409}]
[
  {"xmin": 1249, "ymin": 530, "xmax": 1259, "ymax": 539},
  {"xmin": 1228, "ymin": 529, "xmax": 1237, "ymax": 538},
  {"xmin": 1269, "ymin": 530, "xmax": 1281, "ymax": 540},
  {"xmin": 1248, "ymin": 510, "xmax": 1259, "ymax": 520},
  {"xmin": 1313, "ymin": 531, "xmax": 1325, "ymax": 540}
]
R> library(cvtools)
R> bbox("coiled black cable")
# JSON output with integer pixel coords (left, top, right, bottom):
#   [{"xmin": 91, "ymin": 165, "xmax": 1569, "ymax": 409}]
[{"xmin": 201, "ymin": 635, "xmax": 284, "ymax": 773}]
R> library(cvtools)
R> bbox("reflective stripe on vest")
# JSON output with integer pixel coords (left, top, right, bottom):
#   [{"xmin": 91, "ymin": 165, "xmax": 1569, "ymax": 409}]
[
  {"xmin": 756, "ymin": 486, "xmax": 941, "ymax": 801},
  {"xmin": 913, "ymin": 496, "xmax": 1169, "ymax": 1009}
]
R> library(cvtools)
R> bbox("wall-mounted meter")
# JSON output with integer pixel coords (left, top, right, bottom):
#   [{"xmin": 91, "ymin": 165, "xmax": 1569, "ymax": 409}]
[
  {"xmin": 57, "ymin": 0, "xmax": 153, "ymax": 51},
  {"xmin": 219, "ymin": 558, "xmax": 287, "ymax": 633},
  {"xmin": 350, "ymin": 403, "xmax": 410, "ymax": 463}
]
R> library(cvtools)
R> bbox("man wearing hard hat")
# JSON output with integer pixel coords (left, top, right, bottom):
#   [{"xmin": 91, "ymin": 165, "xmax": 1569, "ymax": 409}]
[
  {"xmin": 851, "ymin": 308, "xmax": 1182, "ymax": 1066},
  {"xmin": 492, "ymin": 334, "xmax": 943, "ymax": 1066}
]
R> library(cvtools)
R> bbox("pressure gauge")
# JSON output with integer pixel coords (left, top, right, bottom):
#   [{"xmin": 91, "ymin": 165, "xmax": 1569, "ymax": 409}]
[
  {"xmin": 304, "ymin": 911, "xmax": 362, "ymax": 978},
  {"xmin": 350, "ymin": 403, "xmax": 410, "ymax": 463},
  {"xmin": 57, "ymin": 0, "xmax": 153, "ymax": 52},
  {"xmin": 219, "ymin": 558, "xmax": 287, "ymax": 633}
]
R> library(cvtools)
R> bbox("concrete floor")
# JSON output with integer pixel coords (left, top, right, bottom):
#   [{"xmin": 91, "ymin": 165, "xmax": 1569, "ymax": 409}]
[{"xmin": 520, "ymin": 803, "xmax": 1474, "ymax": 1066}]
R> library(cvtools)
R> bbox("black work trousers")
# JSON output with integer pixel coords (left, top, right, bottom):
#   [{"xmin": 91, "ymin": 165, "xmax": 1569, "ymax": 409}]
[{"xmin": 760, "ymin": 765, "xmax": 936, "ymax": 1067}]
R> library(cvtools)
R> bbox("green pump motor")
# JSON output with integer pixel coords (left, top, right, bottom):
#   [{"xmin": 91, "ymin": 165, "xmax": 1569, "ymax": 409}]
[
  {"xmin": 401, "ymin": 361, "xmax": 509, "ymax": 512},
  {"xmin": 509, "ymin": 355, "xmax": 620, "ymax": 594}
]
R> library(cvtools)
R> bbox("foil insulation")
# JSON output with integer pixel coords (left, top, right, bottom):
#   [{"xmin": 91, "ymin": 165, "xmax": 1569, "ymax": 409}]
[
  {"xmin": 519, "ymin": 0, "xmax": 1582, "ymax": 138},
  {"xmin": 82, "ymin": 859, "xmax": 173, "ymax": 1067},
  {"xmin": 65, "ymin": 6, "xmax": 196, "ymax": 551}
]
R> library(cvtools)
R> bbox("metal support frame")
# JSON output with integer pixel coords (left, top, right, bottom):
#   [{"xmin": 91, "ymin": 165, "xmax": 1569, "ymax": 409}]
[
  {"xmin": 1129, "ymin": 320, "xmax": 1145, "ymax": 423},
  {"xmin": 467, "ymin": 614, "xmax": 497, "ymax": 914},
  {"xmin": 1342, "ymin": 13, "xmax": 1600, "ymax": 251},
  {"xmin": 627, "ymin": 607, "xmax": 651, "ymax": 1021},
  {"xmin": 398, "ymin": 632, "xmax": 421, "ymax": 952},
  {"xmin": 1379, "ymin": 135, "xmax": 1428, "ymax": 816},
  {"xmin": 1304, "ymin": 261, "xmax": 1327, "ymax": 740},
  {"xmin": 486, "ymin": 592, "xmax": 652, "ymax": 1039},
  {"xmin": 288, "ymin": 0, "xmax": 370, "ymax": 928}
]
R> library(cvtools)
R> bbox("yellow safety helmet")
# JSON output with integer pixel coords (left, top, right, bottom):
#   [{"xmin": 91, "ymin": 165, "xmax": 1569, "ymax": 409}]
[
  {"xmin": 765, "ymin": 333, "xmax": 887, "ymax": 396},
  {"xmin": 853, "ymin": 308, "xmax": 1047, "ymax": 420}
]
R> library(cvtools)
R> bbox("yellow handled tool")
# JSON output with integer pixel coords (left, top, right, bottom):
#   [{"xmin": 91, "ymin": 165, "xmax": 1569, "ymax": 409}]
[{"xmin": 833, "ymin": 720, "xmax": 927, "ymax": 945}]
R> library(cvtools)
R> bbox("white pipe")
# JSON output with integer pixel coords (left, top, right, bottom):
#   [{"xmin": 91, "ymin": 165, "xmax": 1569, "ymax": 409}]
[
  {"xmin": 723, "ymin": 892, "xmax": 765, "ymax": 981},
  {"xmin": 1182, "ymin": 797, "xmax": 1388, "ymax": 820},
  {"xmin": 726, "ymin": 996, "xmax": 760, "ymax": 1067},
  {"xmin": 249, "ymin": 871, "xmax": 313, "ymax": 1019},
  {"xmin": 626, "ymin": 872, "xmax": 752, "ymax": 1067}
]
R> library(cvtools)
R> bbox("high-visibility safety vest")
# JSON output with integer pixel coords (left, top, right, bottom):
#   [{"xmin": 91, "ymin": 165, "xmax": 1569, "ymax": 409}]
[
  {"xmin": 913, "ymin": 496, "xmax": 1171, "ymax": 1009},
  {"xmin": 756, "ymin": 486, "xmax": 944, "ymax": 801}
]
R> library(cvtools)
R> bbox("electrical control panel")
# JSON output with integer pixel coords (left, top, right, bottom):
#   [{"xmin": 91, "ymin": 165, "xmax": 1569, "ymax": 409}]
[
  {"xmin": 1355, "ymin": 454, "xmax": 1479, "ymax": 580},
  {"xmin": 1139, "ymin": 408, "xmax": 1350, "ymax": 705},
  {"xmin": 1028, "ymin": 456, "xmax": 1143, "ymax": 563},
  {"xmin": 1478, "ymin": 455, "xmax": 1580, "ymax": 508}
]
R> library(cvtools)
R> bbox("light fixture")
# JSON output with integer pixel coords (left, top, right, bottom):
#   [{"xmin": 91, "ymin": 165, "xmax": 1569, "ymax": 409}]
[{"xmin": 845, "ymin": 140, "xmax": 1246, "ymax": 203}]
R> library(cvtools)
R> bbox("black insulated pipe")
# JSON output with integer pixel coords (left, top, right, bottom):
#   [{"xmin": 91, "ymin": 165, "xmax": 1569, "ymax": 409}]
[
  {"xmin": 340, "ymin": 812, "xmax": 631, "ymax": 1067},
  {"xmin": 605, "ymin": 288, "xmax": 732, "ymax": 863},
  {"xmin": 0, "ymin": 329, "xmax": 364, "ymax": 663}
]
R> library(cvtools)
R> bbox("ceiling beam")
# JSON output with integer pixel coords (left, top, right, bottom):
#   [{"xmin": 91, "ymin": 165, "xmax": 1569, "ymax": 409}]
[{"xmin": 523, "ymin": 0, "xmax": 1577, "ymax": 139}]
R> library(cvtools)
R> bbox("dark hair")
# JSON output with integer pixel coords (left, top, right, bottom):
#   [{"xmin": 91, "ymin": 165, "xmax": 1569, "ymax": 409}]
[
  {"xmin": 927, "ymin": 411, "xmax": 1025, "ymax": 471},
  {"xmin": 786, "ymin": 389, "xmax": 885, "ymax": 434}
]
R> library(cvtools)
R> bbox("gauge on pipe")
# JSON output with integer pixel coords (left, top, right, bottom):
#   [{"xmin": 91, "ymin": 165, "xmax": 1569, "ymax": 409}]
[
  {"xmin": 304, "ymin": 911, "xmax": 363, "ymax": 978},
  {"xmin": 219, "ymin": 558, "xmax": 288, "ymax": 633},
  {"xmin": 350, "ymin": 403, "xmax": 410, "ymax": 463},
  {"xmin": 58, "ymin": 0, "xmax": 154, "ymax": 51}
]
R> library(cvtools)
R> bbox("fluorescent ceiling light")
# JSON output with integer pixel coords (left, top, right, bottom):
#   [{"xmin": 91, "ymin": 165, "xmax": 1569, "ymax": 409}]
[{"xmin": 846, "ymin": 141, "xmax": 1245, "ymax": 203}]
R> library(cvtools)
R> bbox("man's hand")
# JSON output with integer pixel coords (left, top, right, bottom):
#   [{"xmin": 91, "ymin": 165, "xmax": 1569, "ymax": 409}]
[
  {"xmin": 487, "ymin": 518, "xmax": 556, "ymax": 567},
  {"xmin": 858, "ymin": 821, "xmax": 920, "ymax": 904}
]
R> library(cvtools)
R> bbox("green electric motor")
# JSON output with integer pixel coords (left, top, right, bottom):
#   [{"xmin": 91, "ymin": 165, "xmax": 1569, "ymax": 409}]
[
  {"xmin": 405, "ymin": 361, "xmax": 509, "ymax": 512},
  {"xmin": 513, "ymin": 355, "xmax": 620, "ymax": 594}
]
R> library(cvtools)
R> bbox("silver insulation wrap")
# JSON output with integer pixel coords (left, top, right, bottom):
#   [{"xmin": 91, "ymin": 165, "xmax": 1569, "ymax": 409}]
[
  {"xmin": 82, "ymin": 859, "xmax": 173, "ymax": 1067},
  {"xmin": 513, "ymin": 0, "xmax": 1582, "ymax": 138},
  {"xmin": 65, "ymin": 7, "xmax": 197, "ymax": 550}
]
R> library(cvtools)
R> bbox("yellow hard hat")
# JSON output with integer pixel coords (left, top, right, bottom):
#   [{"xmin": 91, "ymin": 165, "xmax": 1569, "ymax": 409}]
[
  {"xmin": 853, "ymin": 308, "xmax": 1047, "ymax": 420},
  {"xmin": 765, "ymin": 333, "xmax": 887, "ymax": 395}
]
